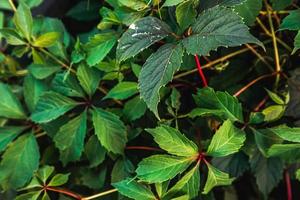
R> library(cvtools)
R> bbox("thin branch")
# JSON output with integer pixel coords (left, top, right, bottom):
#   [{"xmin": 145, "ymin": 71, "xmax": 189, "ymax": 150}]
[
  {"xmin": 82, "ymin": 188, "xmax": 118, "ymax": 200},
  {"xmin": 285, "ymin": 171, "xmax": 293, "ymax": 200},
  {"xmin": 245, "ymin": 44, "xmax": 274, "ymax": 72},
  {"xmin": 8, "ymin": 0, "xmax": 17, "ymax": 12},
  {"xmin": 126, "ymin": 146, "xmax": 163, "ymax": 152},
  {"xmin": 46, "ymin": 187, "xmax": 82, "ymax": 200},
  {"xmin": 194, "ymin": 55, "xmax": 208, "ymax": 87},
  {"xmin": 233, "ymin": 72, "xmax": 279, "ymax": 97}
]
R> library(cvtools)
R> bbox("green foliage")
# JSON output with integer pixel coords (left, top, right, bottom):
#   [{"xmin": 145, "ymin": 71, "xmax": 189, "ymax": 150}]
[{"xmin": 0, "ymin": 0, "xmax": 299, "ymax": 199}]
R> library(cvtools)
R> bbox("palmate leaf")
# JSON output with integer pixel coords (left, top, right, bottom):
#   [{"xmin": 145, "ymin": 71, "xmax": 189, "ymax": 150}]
[
  {"xmin": 202, "ymin": 163, "xmax": 234, "ymax": 194},
  {"xmin": 33, "ymin": 32, "xmax": 60, "ymax": 47},
  {"xmin": 0, "ymin": 83, "xmax": 26, "ymax": 119},
  {"xmin": 267, "ymin": 125, "xmax": 300, "ymax": 143},
  {"xmin": 31, "ymin": 91, "xmax": 78, "ymax": 123},
  {"xmin": 0, "ymin": 133, "xmax": 40, "ymax": 189},
  {"xmin": 0, "ymin": 126, "xmax": 27, "ymax": 152},
  {"xmin": 136, "ymin": 155, "xmax": 194, "ymax": 183},
  {"xmin": 54, "ymin": 111, "xmax": 87, "ymax": 165},
  {"xmin": 146, "ymin": 125, "xmax": 198, "ymax": 157},
  {"xmin": 117, "ymin": 16, "xmax": 172, "ymax": 61},
  {"xmin": 92, "ymin": 108, "xmax": 127, "ymax": 155},
  {"xmin": 104, "ymin": 81, "xmax": 138, "ymax": 100},
  {"xmin": 267, "ymin": 144, "xmax": 300, "ymax": 162},
  {"xmin": 192, "ymin": 87, "xmax": 244, "ymax": 122},
  {"xmin": 182, "ymin": 6, "xmax": 263, "ymax": 56},
  {"xmin": 139, "ymin": 44, "xmax": 184, "ymax": 118},
  {"xmin": 14, "ymin": 2, "xmax": 33, "ymax": 41},
  {"xmin": 85, "ymin": 135, "xmax": 106, "ymax": 168},
  {"xmin": 113, "ymin": 178, "xmax": 156, "ymax": 200},
  {"xmin": 207, "ymin": 120, "xmax": 246, "ymax": 157}
]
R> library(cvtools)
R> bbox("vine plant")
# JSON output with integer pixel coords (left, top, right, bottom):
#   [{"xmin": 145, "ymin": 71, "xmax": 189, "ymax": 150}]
[{"xmin": 0, "ymin": 0, "xmax": 300, "ymax": 200}]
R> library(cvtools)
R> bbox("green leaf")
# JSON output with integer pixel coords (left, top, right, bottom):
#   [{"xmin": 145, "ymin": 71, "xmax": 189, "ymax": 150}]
[
  {"xmin": 0, "ymin": 133, "xmax": 40, "ymax": 189},
  {"xmin": 280, "ymin": 10, "xmax": 300, "ymax": 30},
  {"xmin": 139, "ymin": 44, "xmax": 184, "ymax": 118},
  {"xmin": 267, "ymin": 125, "xmax": 300, "ymax": 143},
  {"xmin": 85, "ymin": 135, "xmax": 106, "ymax": 168},
  {"xmin": 250, "ymin": 151, "xmax": 283, "ymax": 198},
  {"xmin": 118, "ymin": 0, "xmax": 148, "ymax": 11},
  {"xmin": 176, "ymin": 0, "xmax": 197, "ymax": 31},
  {"xmin": 77, "ymin": 63, "xmax": 102, "ymax": 97},
  {"xmin": 0, "ymin": 126, "xmax": 26, "ymax": 152},
  {"xmin": 104, "ymin": 81, "xmax": 138, "ymax": 100},
  {"xmin": 166, "ymin": 163, "xmax": 200, "ymax": 199},
  {"xmin": 171, "ymin": 195, "xmax": 190, "ymax": 200},
  {"xmin": 33, "ymin": 32, "xmax": 60, "ymax": 47},
  {"xmin": 37, "ymin": 165, "xmax": 54, "ymax": 183},
  {"xmin": 193, "ymin": 87, "xmax": 244, "ymax": 122},
  {"xmin": 296, "ymin": 168, "xmax": 300, "ymax": 181},
  {"xmin": 146, "ymin": 125, "xmax": 198, "ymax": 157},
  {"xmin": 200, "ymin": 0, "xmax": 245, "ymax": 9},
  {"xmin": 265, "ymin": 89, "xmax": 285, "ymax": 104},
  {"xmin": 136, "ymin": 155, "xmax": 194, "ymax": 183},
  {"xmin": 0, "ymin": 28, "xmax": 26, "ymax": 45},
  {"xmin": 48, "ymin": 173, "xmax": 70, "ymax": 187},
  {"xmin": 234, "ymin": 0, "xmax": 262, "ymax": 26},
  {"xmin": 262, "ymin": 105, "xmax": 285, "ymax": 122},
  {"xmin": 113, "ymin": 178, "xmax": 156, "ymax": 200},
  {"xmin": 117, "ymin": 16, "xmax": 171, "ymax": 61},
  {"xmin": 207, "ymin": 120, "xmax": 246, "ymax": 157},
  {"xmin": 123, "ymin": 96, "xmax": 147, "ymax": 121},
  {"xmin": 202, "ymin": 163, "xmax": 234, "ymax": 194},
  {"xmin": 253, "ymin": 128, "xmax": 282, "ymax": 156},
  {"xmin": 92, "ymin": 108, "xmax": 127, "ymax": 155},
  {"xmin": 86, "ymin": 33, "xmax": 117, "ymax": 66},
  {"xmin": 15, "ymin": 191, "xmax": 42, "ymax": 200},
  {"xmin": 163, "ymin": 0, "xmax": 185, "ymax": 7},
  {"xmin": 31, "ymin": 91, "xmax": 78, "ymax": 123},
  {"xmin": 28, "ymin": 63, "xmax": 61, "ymax": 79},
  {"xmin": 53, "ymin": 111, "xmax": 87, "ymax": 165},
  {"xmin": 292, "ymin": 31, "xmax": 300, "ymax": 54},
  {"xmin": 51, "ymin": 72, "xmax": 85, "ymax": 98},
  {"xmin": 270, "ymin": 0, "xmax": 293, "ymax": 10},
  {"xmin": 24, "ymin": 74, "xmax": 48, "ymax": 112},
  {"xmin": 267, "ymin": 144, "xmax": 300, "ymax": 162},
  {"xmin": 14, "ymin": 2, "xmax": 33, "ymax": 41},
  {"xmin": 0, "ymin": 82, "xmax": 26, "ymax": 119},
  {"xmin": 111, "ymin": 158, "xmax": 135, "ymax": 183},
  {"xmin": 182, "ymin": 6, "xmax": 263, "ymax": 55}
]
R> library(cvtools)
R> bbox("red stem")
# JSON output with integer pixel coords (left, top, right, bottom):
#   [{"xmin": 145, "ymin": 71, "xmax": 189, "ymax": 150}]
[
  {"xmin": 125, "ymin": 146, "xmax": 163, "ymax": 152},
  {"xmin": 285, "ymin": 171, "xmax": 293, "ymax": 200},
  {"xmin": 194, "ymin": 55, "xmax": 208, "ymax": 87},
  {"xmin": 46, "ymin": 187, "xmax": 82, "ymax": 200}
]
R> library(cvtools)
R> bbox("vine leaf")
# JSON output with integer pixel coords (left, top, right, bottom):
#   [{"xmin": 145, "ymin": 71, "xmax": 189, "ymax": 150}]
[
  {"xmin": 234, "ymin": 0, "xmax": 262, "ymax": 26},
  {"xmin": 113, "ymin": 178, "xmax": 157, "ymax": 200},
  {"xmin": 136, "ymin": 155, "xmax": 194, "ymax": 183},
  {"xmin": 33, "ymin": 32, "xmax": 60, "ymax": 47},
  {"xmin": 182, "ymin": 6, "xmax": 263, "ymax": 56},
  {"xmin": 202, "ymin": 163, "xmax": 234, "ymax": 194},
  {"xmin": 146, "ymin": 125, "xmax": 198, "ymax": 157},
  {"xmin": 104, "ymin": 81, "xmax": 138, "ymax": 100},
  {"xmin": 117, "ymin": 16, "xmax": 171, "ymax": 61},
  {"xmin": 85, "ymin": 135, "xmax": 106, "ymax": 168},
  {"xmin": 31, "ymin": 91, "xmax": 78, "ymax": 123},
  {"xmin": 0, "ymin": 83, "xmax": 26, "ymax": 119},
  {"xmin": 270, "ymin": 0, "xmax": 293, "ymax": 10},
  {"xmin": 139, "ymin": 44, "xmax": 184, "ymax": 118},
  {"xmin": 206, "ymin": 120, "xmax": 246, "ymax": 157},
  {"xmin": 267, "ymin": 125, "xmax": 300, "ymax": 143},
  {"xmin": 268, "ymin": 144, "xmax": 300, "ymax": 162},
  {"xmin": 54, "ymin": 111, "xmax": 87, "ymax": 165},
  {"xmin": 14, "ymin": 2, "xmax": 33, "ymax": 41},
  {"xmin": 0, "ymin": 126, "xmax": 27, "ymax": 152},
  {"xmin": 0, "ymin": 133, "xmax": 40, "ymax": 189},
  {"xmin": 92, "ymin": 108, "xmax": 127, "ymax": 155},
  {"xmin": 280, "ymin": 9, "xmax": 300, "ymax": 30},
  {"xmin": 192, "ymin": 87, "xmax": 244, "ymax": 122}
]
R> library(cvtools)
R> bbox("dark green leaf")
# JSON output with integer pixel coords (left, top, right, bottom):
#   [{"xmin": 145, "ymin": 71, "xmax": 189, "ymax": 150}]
[
  {"xmin": 0, "ymin": 126, "xmax": 26, "ymax": 152},
  {"xmin": 235, "ymin": 0, "xmax": 262, "ymax": 26},
  {"xmin": 176, "ymin": 0, "xmax": 196, "ymax": 31},
  {"xmin": 85, "ymin": 135, "xmax": 106, "ymax": 168},
  {"xmin": 123, "ymin": 96, "xmax": 147, "ymax": 121},
  {"xmin": 270, "ymin": 0, "xmax": 293, "ymax": 10},
  {"xmin": 280, "ymin": 9, "xmax": 300, "ymax": 30}
]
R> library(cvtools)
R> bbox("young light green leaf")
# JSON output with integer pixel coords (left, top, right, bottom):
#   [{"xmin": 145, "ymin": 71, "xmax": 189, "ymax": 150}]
[
  {"xmin": 268, "ymin": 125, "xmax": 300, "ymax": 142},
  {"xmin": 113, "ymin": 178, "xmax": 156, "ymax": 200},
  {"xmin": 139, "ymin": 44, "xmax": 184, "ymax": 118},
  {"xmin": 0, "ymin": 126, "xmax": 26, "ymax": 152},
  {"xmin": 0, "ymin": 82, "xmax": 26, "ymax": 119},
  {"xmin": 207, "ymin": 120, "xmax": 246, "ymax": 157},
  {"xmin": 77, "ymin": 63, "xmax": 102, "ymax": 97},
  {"xmin": 48, "ymin": 173, "xmax": 70, "ymax": 187},
  {"xmin": 117, "ymin": 17, "xmax": 171, "ymax": 61},
  {"xmin": 24, "ymin": 74, "xmax": 48, "ymax": 112},
  {"xmin": 296, "ymin": 168, "xmax": 300, "ymax": 181},
  {"xmin": 202, "ymin": 163, "xmax": 234, "ymax": 194},
  {"xmin": 36, "ymin": 165, "xmax": 54, "ymax": 183},
  {"xmin": 31, "ymin": 91, "xmax": 78, "ymax": 123},
  {"xmin": 280, "ymin": 10, "xmax": 300, "ymax": 30},
  {"xmin": 53, "ymin": 111, "xmax": 87, "ymax": 165},
  {"xmin": 262, "ymin": 105, "xmax": 285, "ymax": 122},
  {"xmin": 85, "ymin": 135, "xmax": 106, "ymax": 168},
  {"xmin": 118, "ymin": 0, "xmax": 148, "ymax": 11},
  {"xmin": 123, "ymin": 96, "xmax": 147, "ymax": 121},
  {"xmin": 14, "ymin": 2, "xmax": 33, "ymax": 41},
  {"xmin": 104, "ymin": 81, "xmax": 138, "ymax": 100},
  {"xmin": 136, "ymin": 155, "xmax": 194, "ymax": 183},
  {"xmin": 182, "ymin": 6, "xmax": 263, "ymax": 55},
  {"xmin": 265, "ymin": 89, "xmax": 285, "ymax": 104},
  {"xmin": 33, "ymin": 32, "xmax": 60, "ymax": 47},
  {"xmin": 146, "ymin": 125, "xmax": 198, "ymax": 157},
  {"xmin": 0, "ymin": 133, "xmax": 40, "ymax": 189},
  {"xmin": 193, "ymin": 87, "xmax": 244, "ymax": 122},
  {"xmin": 234, "ymin": 0, "xmax": 262, "ymax": 26},
  {"xmin": 0, "ymin": 28, "xmax": 26, "ymax": 45},
  {"xmin": 92, "ymin": 108, "xmax": 127, "ymax": 155}
]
